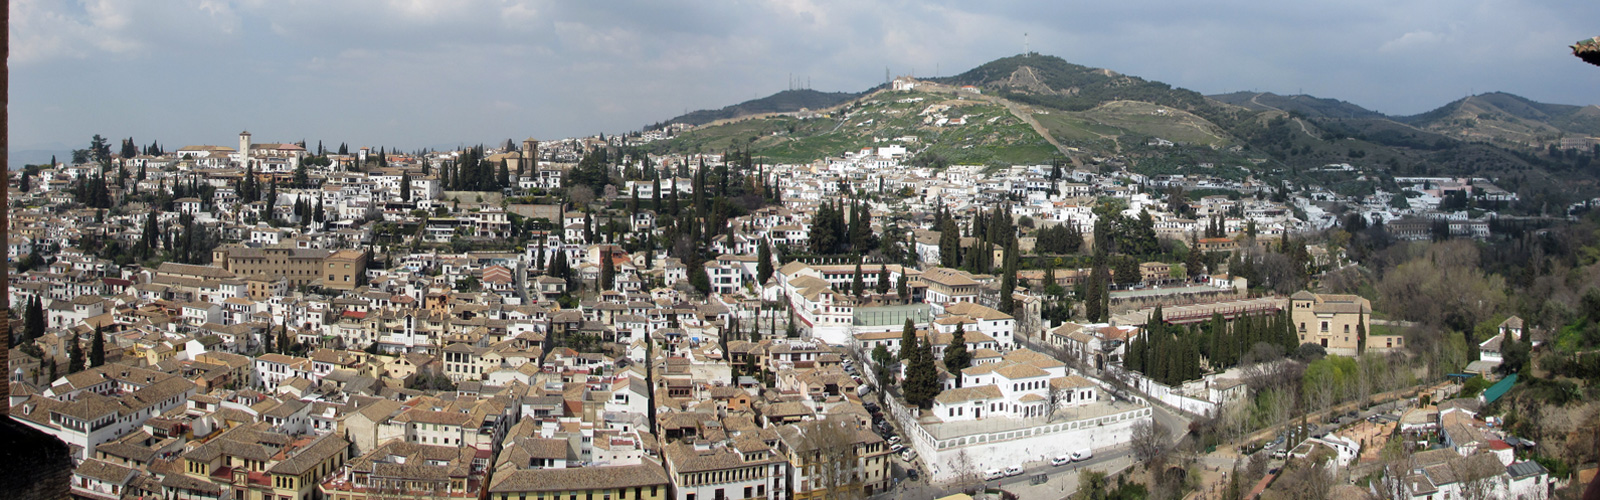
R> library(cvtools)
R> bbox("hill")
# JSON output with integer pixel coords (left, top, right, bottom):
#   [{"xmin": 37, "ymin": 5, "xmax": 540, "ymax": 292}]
[
  {"xmin": 1398, "ymin": 92, "xmax": 1600, "ymax": 146},
  {"xmin": 639, "ymin": 54, "xmax": 1600, "ymax": 204},
  {"xmin": 660, "ymin": 89, "xmax": 864, "ymax": 127}
]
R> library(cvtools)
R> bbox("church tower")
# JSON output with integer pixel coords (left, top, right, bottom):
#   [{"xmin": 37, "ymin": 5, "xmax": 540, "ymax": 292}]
[
  {"xmin": 238, "ymin": 130, "xmax": 252, "ymax": 168},
  {"xmin": 522, "ymin": 137, "xmax": 539, "ymax": 172}
]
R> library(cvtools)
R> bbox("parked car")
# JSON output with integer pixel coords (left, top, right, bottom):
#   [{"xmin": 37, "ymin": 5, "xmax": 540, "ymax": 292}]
[
  {"xmin": 889, "ymin": 443, "xmax": 905, "ymax": 453},
  {"xmin": 1051, "ymin": 455, "xmax": 1073, "ymax": 467},
  {"xmin": 984, "ymin": 469, "xmax": 1006, "ymax": 481},
  {"xmin": 863, "ymin": 403, "xmax": 880, "ymax": 413},
  {"xmin": 1071, "ymin": 449, "xmax": 1094, "ymax": 462},
  {"xmin": 1005, "ymin": 465, "xmax": 1025, "ymax": 477},
  {"xmin": 901, "ymin": 450, "xmax": 917, "ymax": 462},
  {"xmin": 887, "ymin": 436, "xmax": 902, "ymax": 445},
  {"xmin": 907, "ymin": 468, "xmax": 919, "ymax": 481}
]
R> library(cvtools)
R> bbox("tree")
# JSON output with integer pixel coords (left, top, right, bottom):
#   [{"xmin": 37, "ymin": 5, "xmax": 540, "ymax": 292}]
[
  {"xmin": 945, "ymin": 323, "xmax": 971, "ymax": 385},
  {"xmin": 1130, "ymin": 419, "xmax": 1171, "ymax": 463},
  {"xmin": 794, "ymin": 417, "xmax": 866, "ymax": 500},
  {"xmin": 900, "ymin": 319, "xmax": 917, "ymax": 360},
  {"xmin": 68, "ymin": 336, "xmax": 86, "ymax": 374},
  {"xmin": 1114, "ymin": 255, "xmax": 1142, "ymax": 285},
  {"xmin": 999, "ymin": 251, "xmax": 1018, "ymax": 314},
  {"xmin": 1084, "ymin": 255, "xmax": 1110, "ymax": 322},
  {"xmin": 896, "ymin": 273, "xmax": 909, "ymax": 302},
  {"xmin": 757, "ymin": 240, "xmax": 774, "ymax": 286},
  {"xmin": 1496, "ymin": 330, "xmax": 1530, "ymax": 376},
  {"xmin": 599, "ymin": 251, "xmax": 615, "ymax": 291},
  {"xmin": 871, "ymin": 343, "xmax": 893, "ymax": 388},
  {"xmin": 875, "ymin": 265, "xmax": 890, "ymax": 295},
  {"xmin": 903, "ymin": 338, "xmax": 941, "ymax": 408},
  {"xmin": 939, "ymin": 219, "xmax": 962, "ymax": 267},
  {"xmin": 90, "ymin": 325, "xmax": 106, "ymax": 367},
  {"xmin": 24, "ymin": 296, "xmax": 45, "ymax": 343},
  {"xmin": 851, "ymin": 262, "xmax": 865, "ymax": 297},
  {"xmin": 400, "ymin": 170, "xmax": 412, "ymax": 201}
]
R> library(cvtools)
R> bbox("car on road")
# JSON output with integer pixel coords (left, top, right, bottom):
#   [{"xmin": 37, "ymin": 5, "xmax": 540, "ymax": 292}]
[
  {"xmin": 984, "ymin": 469, "xmax": 1006, "ymax": 481},
  {"xmin": 907, "ymin": 469, "xmax": 919, "ymax": 481},
  {"xmin": 889, "ymin": 443, "xmax": 905, "ymax": 453},
  {"xmin": 863, "ymin": 402, "xmax": 880, "ymax": 413},
  {"xmin": 1071, "ymin": 449, "xmax": 1093, "ymax": 462},
  {"xmin": 1005, "ymin": 465, "xmax": 1025, "ymax": 477},
  {"xmin": 1051, "ymin": 455, "xmax": 1072, "ymax": 466},
  {"xmin": 887, "ymin": 436, "xmax": 902, "ymax": 445},
  {"xmin": 901, "ymin": 450, "xmax": 917, "ymax": 462}
]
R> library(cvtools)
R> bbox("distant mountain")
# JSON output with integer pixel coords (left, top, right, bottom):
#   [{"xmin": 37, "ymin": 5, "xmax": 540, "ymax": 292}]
[
  {"xmin": 663, "ymin": 89, "xmax": 864, "ymax": 127},
  {"xmin": 1208, "ymin": 92, "xmax": 1387, "ymax": 120},
  {"xmin": 1397, "ymin": 92, "xmax": 1600, "ymax": 145}
]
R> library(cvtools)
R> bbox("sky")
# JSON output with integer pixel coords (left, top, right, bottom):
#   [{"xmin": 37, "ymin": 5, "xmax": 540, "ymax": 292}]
[{"xmin": 9, "ymin": 0, "xmax": 1600, "ymax": 154}]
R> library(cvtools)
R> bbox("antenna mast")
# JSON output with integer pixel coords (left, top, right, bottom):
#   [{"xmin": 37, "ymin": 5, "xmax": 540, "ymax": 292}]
[{"xmin": 1025, "ymin": 33, "xmax": 1030, "ymax": 56}]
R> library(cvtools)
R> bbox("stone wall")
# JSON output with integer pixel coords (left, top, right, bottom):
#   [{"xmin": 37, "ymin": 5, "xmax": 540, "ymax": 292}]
[{"xmin": 0, "ymin": 417, "xmax": 72, "ymax": 500}]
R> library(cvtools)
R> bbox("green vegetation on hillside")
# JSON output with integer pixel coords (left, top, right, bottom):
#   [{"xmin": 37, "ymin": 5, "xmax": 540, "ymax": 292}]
[{"xmin": 643, "ymin": 53, "xmax": 1600, "ymax": 205}]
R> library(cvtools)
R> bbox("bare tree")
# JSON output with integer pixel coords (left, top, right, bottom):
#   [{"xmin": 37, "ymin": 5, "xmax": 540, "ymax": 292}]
[
  {"xmin": 1452, "ymin": 453, "xmax": 1509, "ymax": 500},
  {"xmin": 1376, "ymin": 440, "xmax": 1417, "ymax": 500},
  {"xmin": 951, "ymin": 449, "xmax": 981, "ymax": 492},
  {"xmin": 1045, "ymin": 384, "xmax": 1070, "ymax": 422},
  {"xmin": 1274, "ymin": 452, "xmax": 1335, "ymax": 500},
  {"xmin": 1131, "ymin": 419, "xmax": 1171, "ymax": 463},
  {"xmin": 567, "ymin": 185, "xmax": 596, "ymax": 207},
  {"xmin": 794, "ymin": 417, "xmax": 867, "ymax": 500}
]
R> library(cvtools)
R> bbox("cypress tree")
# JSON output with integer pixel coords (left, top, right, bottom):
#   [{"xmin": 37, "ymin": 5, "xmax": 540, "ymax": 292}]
[
  {"xmin": 90, "ymin": 324, "xmax": 106, "ymax": 367},
  {"xmin": 939, "ymin": 219, "xmax": 961, "ymax": 268},
  {"xmin": 600, "ymin": 251, "xmax": 615, "ymax": 291},
  {"xmin": 875, "ymin": 264, "xmax": 890, "ymax": 295},
  {"xmin": 25, "ymin": 296, "xmax": 45, "ymax": 343},
  {"xmin": 68, "ymin": 336, "xmax": 85, "ymax": 374},
  {"xmin": 945, "ymin": 323, "xmax": 971, "ymax": 386},
  {"xmin": 401, "ymin": 170, "xmax": 412, "ymax": 202},
  {"xmin": 900, "ymin": 318, "xmax": 917, "ymax": 360},
  {"xmin": 851, "ymin": 262, "xmax": 865, "ymax": 297},
  {"xmin": 756, "ymin": 241, "xmax": 773, "ymax": 286},
  {"xmin": 904, "ymin": 338, "xmax": 941, "ymax": 408},
  {"xmin": 652, "ymin": 177, "xmax": 662, "ymax": 211},
  {"xmin": 897, "ymin": 273, "xmax": 909, "ymax": 303}
]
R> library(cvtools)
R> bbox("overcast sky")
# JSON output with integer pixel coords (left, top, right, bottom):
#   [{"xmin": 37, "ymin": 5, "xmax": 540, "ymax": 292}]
[{"xmin": 9, "ymin": 0, "xmax": 1599, "ymax": 152}]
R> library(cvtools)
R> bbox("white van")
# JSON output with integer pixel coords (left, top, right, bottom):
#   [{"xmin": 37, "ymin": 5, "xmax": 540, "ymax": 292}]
[
  {"xmin": 984, "ymin": 469, "xmax": 1006, "ymax": 481},
  {"xmin": 1051, "ymin": 455, "xmax": 1072, "ymax": 466},
  {"xmin": 1005, "ymin": 465, "xmax": 1025, "ymax": 477},
  {"xmin": 1071, "ymin": 448, "xmax": 1093, "ymax": 462}
]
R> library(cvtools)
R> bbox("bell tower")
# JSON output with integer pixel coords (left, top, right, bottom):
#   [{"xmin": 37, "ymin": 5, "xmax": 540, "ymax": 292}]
[
  {"xmin": 522, "ymin": 137, "xmax": 539, "ymax": 171},
  {"xmin": 238, "ymin": 130, "xmax": 252, "ymax": 168}
]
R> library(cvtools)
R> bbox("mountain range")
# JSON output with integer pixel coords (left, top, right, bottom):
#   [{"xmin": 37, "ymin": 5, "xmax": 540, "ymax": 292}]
[{"xmin": 648, "ymin": 54, "xmax": 1600, "ymax": 202}]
